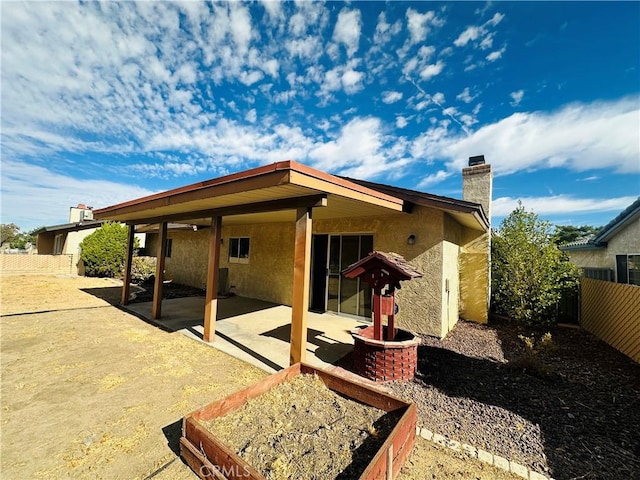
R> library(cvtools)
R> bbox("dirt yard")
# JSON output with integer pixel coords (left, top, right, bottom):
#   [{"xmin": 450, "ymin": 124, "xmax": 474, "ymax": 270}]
[{"xmin": 1, "ymin": 275, "xmax": 518, "ymax": 479}]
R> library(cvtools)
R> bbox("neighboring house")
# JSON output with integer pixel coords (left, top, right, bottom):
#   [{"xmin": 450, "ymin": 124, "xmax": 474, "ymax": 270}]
[
  {"xmin": 95, "ymin": 158, "xmax": 492, "ymax": 345},
  {"xmin": 35, "ymin": 204, "xmax": 146, "ymax": 275},
  {"xmin": 35, "ymin": 204, "xmax": 104, "ymax": 269},
  {"xmin": 561, "ymin": 198, "xmax": 640, "ymax": 286}
]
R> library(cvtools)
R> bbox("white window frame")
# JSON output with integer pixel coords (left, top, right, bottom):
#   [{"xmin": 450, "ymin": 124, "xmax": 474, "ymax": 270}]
[{"xmin": 53, "ymin": 234, "xmax": 64, "ymax": 255}]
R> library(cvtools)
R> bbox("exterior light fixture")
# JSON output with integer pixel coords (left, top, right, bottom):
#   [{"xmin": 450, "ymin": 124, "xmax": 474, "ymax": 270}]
[{"xmin": 407, "ymin": 234, "xmax": 416, "ymax": 245}]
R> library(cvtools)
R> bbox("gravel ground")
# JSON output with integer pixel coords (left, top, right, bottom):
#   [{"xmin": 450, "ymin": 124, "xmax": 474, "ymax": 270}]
[{"xmin": 386, "ymin": 320, "xmax": 640, "ymax": 480}]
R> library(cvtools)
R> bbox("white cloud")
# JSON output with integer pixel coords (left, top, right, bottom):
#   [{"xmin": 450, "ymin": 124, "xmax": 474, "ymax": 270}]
[
  {"xmin": 453, "ymin": 12, "xmax": 505, "ymax": 51},
  {"xmin": 245, "ymin": 109, "xmax": 257, "ymax": 123},
  {"xmin": 412, "ymin": 96, "xmax": 640, "ymax": 176},
  {"xmin": 417, "ymin": 170, "xmax": 452, "ymax": 189},
  {"xmin": 0, "ymin": 159, "xmax": 155, "ymax": 230},
  {"xmin": 442, "ymin": 107, "xmax": 458, "ymax": 117},
  {"xmin": 285, "ymin": 36, "xmax": 324, "ymax": 61},
  {"xmin": 488, "ymin": 12, "xmax": 505, "ymax": 27},
  {"xmin": 239, "ymin": 70, "xmax": 264, "ymax": 85},
  {"xmin": 418, "ymin": 45, "xmax": 436, "ymax": 59},
  {"xmin": 406, "ymin": 8, "xmax": 442, "ymax": 45},
  {"xmin": 373, "ymin": 11, "xmax": 402, "ymax": 46},
  {"xmin": 341, "ymin": 69, "xmax": 364, "ymax": 94},
  {"xmin": 480, "ymin": 32, "xmax": 495, "ymax": 50},
  {"xmin": 460, "ymin": 114, "xmax": 478, "ymax": 127},
  {"xmin": 333, "ymin": 8, "xmax": 361, "ymax": 58},
  {"xmin": 262, "ymin": 58, "xmax": 279, "ymax": 78},
  {"xmin": 493, "ymin": 195, "xmax": 637, "ymax": 217},
  {"xmin": 432, "ymin": 92, "xmax": 446, "ymax": 104},
  {"xmin": 308, "ymin": 117, "xmax": 410, "ymax": 178},
  {"xmin": 486, "ymin": 46, "xmax": 506, "ymax": 62},
  {"xmin": 456, "ymin": 87, "xmax": 476, "ymax": 103},
  {"xmin": 396, "ymin": 116, "xmax": 409, "ymax": 128},
  {"xmin": 229, "ymin": 3, "xmax": 253, "ymax": 55},
  {"xmin": 510, "ymin": 90, "xmax": 525, "ymax": 106},
  {"xmin": 419, "ymin": 61, "xmax": 445, "ymax": 80},
  {"xmin": 382, "ymin": 91, "xmax": 403, "ymax": 104},
  {"xmin": 260, "ymin": 0, "xmax": 283, "ymax": 23},
  {"xmin": 454, "ymin": 26, "xmax": 481, "ymax": 47}
]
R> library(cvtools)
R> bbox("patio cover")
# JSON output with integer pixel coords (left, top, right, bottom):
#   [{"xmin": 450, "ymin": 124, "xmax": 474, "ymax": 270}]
[{"xmin": 93, "ymin": 161, "xmax": 406, "ymax": 365}]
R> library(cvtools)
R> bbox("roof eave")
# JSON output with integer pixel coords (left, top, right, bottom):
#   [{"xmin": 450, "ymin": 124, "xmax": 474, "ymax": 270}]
[{"xmin": 592, "ymin": 200, "xmax": 640, "ymax": 243}]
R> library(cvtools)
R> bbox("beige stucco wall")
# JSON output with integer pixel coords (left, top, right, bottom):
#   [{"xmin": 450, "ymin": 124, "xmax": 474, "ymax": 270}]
[
  {"xmin": 221, "ymin": 223, "xmax": 295, "ymax": 305},
  {"xmin": 459, "ymin": 230, "xmax": 490, "ymax": 324},
  {"xmin": 605, "ymin": 218, "xmax": 640, "ymax": 259},
  {"xmin": 461, "ymin": 164, "xmax": 492, "ymax": 325},
  {"xmin": 566, "ymin": 249, "xmax": 609, "ymax": 269},
  {"xmin": 158, "ymin": 223, "xmax": 295, "ymax": 305},
  {"xmin": 314, "ymin": 206, "xmax": 446, "ymax": 337},
  {"xmin": 463, "ymin": 165, "xmax": 492, "ymax": 219},
  {"xmin": 160, "ymin": 229, "xmax": 210, "ymax": 288},
  {"xmin": 442, "ymin": 214, "xmax": 463, "ymax": 337},
  {"xmin": 566, "ymin": 218, "xmax": 640, "ymax": 271},
  {"xmin": 149, "ymin": 203, "xmax": 489, "ymax": 338}
]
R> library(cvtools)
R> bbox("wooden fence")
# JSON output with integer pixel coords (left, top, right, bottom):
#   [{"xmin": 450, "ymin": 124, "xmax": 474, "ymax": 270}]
[
  {"xmin": 0, "ymin": 254, "xmax": 75, "ymax": 276},
  {"xmin": 581, "ymin": 277, "xmax": 640, "ymax": 362}
]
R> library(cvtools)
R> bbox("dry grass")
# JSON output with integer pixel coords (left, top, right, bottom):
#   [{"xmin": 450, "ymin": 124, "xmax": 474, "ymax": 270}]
[{"xmin": 1, "ymin": 275, "xmax": 521, "ymax": 480}]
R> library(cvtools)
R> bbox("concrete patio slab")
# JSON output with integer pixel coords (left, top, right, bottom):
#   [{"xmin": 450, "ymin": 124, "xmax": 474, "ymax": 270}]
[{"xmin": 123, "ymin": 296, "xmax": 367, "ymax": 373}]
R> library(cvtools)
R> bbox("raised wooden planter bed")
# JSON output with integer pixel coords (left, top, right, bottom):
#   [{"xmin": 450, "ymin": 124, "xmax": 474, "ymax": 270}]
[{"xmin": 180, "ymin": 362, "xmax": 416, "ymax": 480}]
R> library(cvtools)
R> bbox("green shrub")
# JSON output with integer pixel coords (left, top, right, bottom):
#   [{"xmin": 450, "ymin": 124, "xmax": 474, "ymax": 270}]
[
  {"xmin": 130, "ymin": 256, "xmax": 156, "ymax": 284},
  {"xmin": 80, "ymin": 223, "xmax": 137, "ymax": 278},
  {"xmin": 492, "ymin": 202, "xmax": 580, "ymax": 326}
]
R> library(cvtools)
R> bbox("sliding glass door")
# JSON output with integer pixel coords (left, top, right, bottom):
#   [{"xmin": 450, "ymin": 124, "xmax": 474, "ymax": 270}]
[{"xmin": 326, "ymin": 234, "xmax": 373, "ymax": 319}]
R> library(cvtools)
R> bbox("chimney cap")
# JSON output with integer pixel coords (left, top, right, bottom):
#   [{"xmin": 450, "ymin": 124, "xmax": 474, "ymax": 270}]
[{"xmin": 468, "ymin": 155, "xmax": 485, "ymax": 166}]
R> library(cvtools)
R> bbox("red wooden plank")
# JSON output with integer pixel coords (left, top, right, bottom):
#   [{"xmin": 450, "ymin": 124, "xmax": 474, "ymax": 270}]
[
  {"xmin": 304, "ymin": 364, "xmax": 409, "ymax": 412},
  {"xmin": 182, "ymin": 363, "xmax": 416, "ymax": 480},
  {"xmin": 192, "ymin": 364, "xmax": 302, "ymax": 421},
  {"xmin": 184, "ymin": 417, "xmax": 264, "ymax": 479},
  {"xmin": 180, "ymin": 437, "xmax": 227, "ymax": 480}
]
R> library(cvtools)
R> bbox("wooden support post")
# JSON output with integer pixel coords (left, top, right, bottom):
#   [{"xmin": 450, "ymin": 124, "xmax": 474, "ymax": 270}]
[
  {"xmin": 203, "ymin": 216, "xmax": 222, "ymax": 343},
  {"xmin": 373, "ymin": 287, "xmax": 383, "ymax": 341},
  {"xmin": 152, "ymin": 222, "xmax": 168, "ymax": 319},
  {"xmin": 121, "ymin": 224, "xmax": 135, "ymax": 305},
  {"xmin": 387, "ymin": 288, "xmax": 397, "ymax": 341},
  {"xmin": 290, "ymin": 207, "xmax": 312, "ymax": 365}
]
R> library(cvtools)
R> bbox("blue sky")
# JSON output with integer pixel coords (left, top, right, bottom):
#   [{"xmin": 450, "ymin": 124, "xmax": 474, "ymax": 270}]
[{"xmin": 1, "ymin": 1, "xmax": 639, "ymax": 231}]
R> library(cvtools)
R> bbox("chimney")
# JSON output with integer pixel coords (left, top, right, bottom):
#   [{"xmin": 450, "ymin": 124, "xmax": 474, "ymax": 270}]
[
  {"xmin": 69, "ymin": 203, "xmax": 94, "ymax": 223},
  {"xmin": 463, "ymin": 155, "xmax": 492, "ymax": 222}
]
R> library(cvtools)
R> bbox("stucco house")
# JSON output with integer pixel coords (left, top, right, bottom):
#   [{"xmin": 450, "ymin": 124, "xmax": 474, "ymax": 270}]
[
  {"xmin": 94, "ymin": 158, "xmax": 492, "ymax": 364},
  {"xmin": 35, "ymin": 204, "xmax": 105, "ymax": 270},
  {"xmin": 561, "ymin": 197, "xmax": 640, "ymax": 286},
  {"xmin": 35, "ymin": 204, "xmax": 147, "ymax": 275}
]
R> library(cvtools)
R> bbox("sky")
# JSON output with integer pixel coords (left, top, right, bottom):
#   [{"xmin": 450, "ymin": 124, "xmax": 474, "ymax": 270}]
[{"xmin": 1, "ymin": 1, "xmax": 639, "ymax": 232}]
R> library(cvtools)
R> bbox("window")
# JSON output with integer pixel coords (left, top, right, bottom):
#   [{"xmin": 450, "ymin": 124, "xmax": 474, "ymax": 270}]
[
  {"xmin": 616, "ymin": 254, "xmax": 640, "ymax": 286},
  {"xmin": 229, "ymin": 237, "xmax": 250, "ymax": 264},
  {"xmin": 165, "ymin": 238, "xmax": 172, "ymax": 258},
  {"xmin": 53, "ymin": 234, "xmax": 64, "ymax": 255}
]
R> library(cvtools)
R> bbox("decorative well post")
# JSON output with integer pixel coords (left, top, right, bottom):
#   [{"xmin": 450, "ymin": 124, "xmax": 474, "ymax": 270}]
[{"xmin": 343, "ymin": 251, "xmax": 423, "ymax": 382}]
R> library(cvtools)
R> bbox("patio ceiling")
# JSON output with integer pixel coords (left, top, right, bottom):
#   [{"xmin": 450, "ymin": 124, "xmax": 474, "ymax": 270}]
[{"xmin": 93, "ymin": 161, "xmax": 405, "ymax": 225}]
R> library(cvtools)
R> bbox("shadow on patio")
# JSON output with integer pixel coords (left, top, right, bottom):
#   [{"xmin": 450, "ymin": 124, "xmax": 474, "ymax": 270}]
[{"xmin": 81, "ymin": 287, "xmax": 367, "ymax": 374}]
